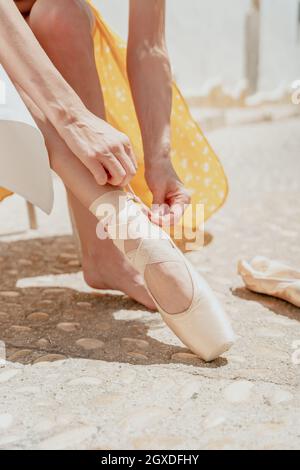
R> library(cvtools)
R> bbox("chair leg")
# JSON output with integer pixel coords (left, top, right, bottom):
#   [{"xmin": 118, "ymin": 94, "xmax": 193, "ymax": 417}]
[{"xmin": 26, "ymin": 201, "xmax": 38, "ymax": 230}]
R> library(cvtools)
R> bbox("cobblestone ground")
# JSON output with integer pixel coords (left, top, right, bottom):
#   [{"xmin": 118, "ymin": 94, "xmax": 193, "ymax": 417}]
[{"xmin": 0, "ymin": 118, "xmax": 300, "ymax": 450}]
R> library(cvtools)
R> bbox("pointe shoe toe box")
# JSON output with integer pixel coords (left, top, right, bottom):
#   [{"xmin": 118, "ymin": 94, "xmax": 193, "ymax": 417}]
[{"xmin": 162, "ymin": 270, "xmax": 236, "ymax": 361}]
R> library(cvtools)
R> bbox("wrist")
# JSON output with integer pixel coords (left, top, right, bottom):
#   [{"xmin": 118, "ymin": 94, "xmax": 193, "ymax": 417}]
[
  {"xmin": 144, "ymin": 155, "xmax": 173, "ymax": 181},
  {"xmin": 144, "ymin": 144, "xmax": 171, "ymax": 171},
  {"xmin": 48, "ymin": 94, "xmax": 86, "ymax": 130}
]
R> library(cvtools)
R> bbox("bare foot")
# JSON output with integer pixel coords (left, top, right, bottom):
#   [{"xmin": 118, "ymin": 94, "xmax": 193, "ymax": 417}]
[{"xmin": 82, "ymin": 237, "xmax": 156, "ymax": 310}]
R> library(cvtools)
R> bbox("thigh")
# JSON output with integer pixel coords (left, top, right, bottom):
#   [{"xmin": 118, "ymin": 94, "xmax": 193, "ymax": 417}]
[
  {"xmin": 28, "ymin": 0, "xmax": 95, "ymax": 34},
  {"xmin": 27, "ymin": 0, "xmax": 103, "ymax": 117}
]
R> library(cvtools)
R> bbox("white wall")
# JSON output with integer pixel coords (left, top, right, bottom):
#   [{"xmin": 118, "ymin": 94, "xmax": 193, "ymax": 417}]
[
  {"xmin": 93, "ymin": 0, "xmax": 300, "ymax": 94},
  {"xmin": 166, "ymin": 0, "xmax": 249, "ymax": 93},
  {"xmin": 260, "ymin": 0, "xmax": 300, "ymax": 90}
]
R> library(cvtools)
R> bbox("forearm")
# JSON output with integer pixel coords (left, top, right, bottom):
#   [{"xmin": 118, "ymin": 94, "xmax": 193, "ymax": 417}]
[
  {"xmin": 127, "ymin": 0, "xmax": 172, "ymax": 170},
  {"xmin": 0, "ymin": 0, "xmax": 84, "ymax": 128},
  {"xmin": 127, "ymin": 45, "xmax": 172, "ymax": 169}
]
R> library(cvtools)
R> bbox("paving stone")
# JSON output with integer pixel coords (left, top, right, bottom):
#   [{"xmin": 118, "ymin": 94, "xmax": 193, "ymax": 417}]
[
  {"xmin": 7, "ymin": 270, "xmax": 18, "ymax": 276},
  {"xmin": 120, "ymin": 407, "xmax": 169, "ymax": 433},
  {"xmin": 9, "ymin": 350, "xmax": 32, "ymax": 361},
  {"xmin": 257, "ymin": 328, "xmax": 285, "ymax": 338},
  {"xmin": 0, "ymin": 434, "xmax": 23, "ymax": 447},
  {"xmin": 59, "ymin": 253, "xmax": 78, "ymax": 261},
  {"xmin": 0, "ymin": 291, "xmax": 20, "ymax": 298},
  {"xmin": 226, "ymin": 355, "xmax": 246, "ymax": 364},
  {"xmin": 93, "ymin": 393, "xmax": 121, "ymax": 406},
  {"xmin": 18, "ymin": 259, "xmax": 33, "ymax": 266},
  {"xmin": 37, "ymin": 426, "xmax": 97, "ymax": 450},
  {"xmin": 224, "ymin": 381, "xmax": 254, "ymax": 403},
  {"xmin": 121, "ymin": 338, "xmax": 149, "ymax": 350},
  {"xmin": 34, "ymin": 354, "xmax": 66, "ymax": 364},
  {"xmin": 267, "ymin": 389, "xmax": 294, "ymax": 405},
  {"xmin": 132, "ymin": 436, "xmax": 184, "ymax": 450},
  {"xmin": 260, "ymin": 422, "xmax": 285, "ymax": 433},
  {"xmin": 205, "ymin": 438, "xmax": 236, "ymax": 450},
  {"xmin": 67, "ymin": 377, "xmax": 102, "ymax": 386},
  {"xmin": 95, "ymin": 322, "xmax": 111, "ymax": 332},
  {"xmin": 27, "ymin": 312, "xmax": 49, "ymax": 322},
  {"xmin": 57, "ymin": 322, "xmax": 80, "ymax": 332},
  {"xmin": 36, "ymin": 338, "xmax": 50, "ymax": 348},
  {"xmin": 76, "ymin": 302, "xmax": 92, "ymax": 308},
  {"xmin": 171, "ymin": 352, "xmax": 199, "ymax": 361},
  {"xmin": 203, "ymin": 410, "xmax": 227, "ymax": 429},
  {"xmin": 15, "ymin": 386, "xmax": 41, "ymax": 395},
  {"xmin": 0, "ymin": 414, "xmax": 13, "ymax": 430},
  {"xmin": 126, "ymin": 352, "xmax": 148, "ymax": 361},
  {"xmin": 67, "ymin": 260, "xmax": 81, "ymax": 267},
  {"xmin": 117, "ymin": 369, "xmax": 137, "ymax": 384},
  {"xmin": 254, "ymin": 346, "xmax": 288, "ymax": 361},
  {"xmin": 10, "ymin": 325, "xmax": 32, "ymax": 333},
  {"xmin": 5, "ymin": 303, "xmax": 21, "ymax": 310},
  {"xmin": 0, "ymin": 369, "xmax": 20, "ymax": 383},
  {"xmin": 35, "ymin": 418, "xmax": 57, "ymax": 433},
  {"xmin": 0, "ymin": 312, "xmax": 8, "ymax": 320},
  {"xmin": 179, "ymin": 379, "xmax": 202, "ymax": 401},
  {"xmin": 76, "ymin": 338, "xmax": 104, "ymax": 350},
  {"xmin": 62, "ymin": 311, "xmax": 75, "ymax": 320}
]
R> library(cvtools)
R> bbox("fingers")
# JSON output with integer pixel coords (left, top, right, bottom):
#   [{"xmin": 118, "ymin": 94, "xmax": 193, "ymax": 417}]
[
  {"xmin": 100, "ymin": 153, "xmax": 126, "ymax": 186},
  {"xmin": 87, "ymin": 132, "xmax": 138, "ymax": 188},
  {"xmin": 99, "ymin": 140, "xmax": 137, "ymax": 187},
  {"xmin": 168, "ymin": 191, "xmax": 191, "ymax": 225},
  {"xmin": 149, "ymin": 204, "xmax": 170, "ymax": 227},
  {"xmin": 114, "ymin": 146, "xmax": 137, "ymax": 186},
  {"xmin": 150, "ymin": 190, "xmax": 191, "ymax": 227},
  {"xmin": 123, "ymin": 139, "xmax": 138, "ymax": 170},
  {"xmin": 87, "ymin": 159, "xmax": 108, "ymax": 186},
  {"xmin": 149, "ymin": 191, "xmax": 169, "ymax": 226},
  {"xmin": 116, "ymin": 136, "xmax": 138, "ymax": 186},
  {"xmin": 168, "ymin": 199, "xmax": 187, "ymax": 225}
]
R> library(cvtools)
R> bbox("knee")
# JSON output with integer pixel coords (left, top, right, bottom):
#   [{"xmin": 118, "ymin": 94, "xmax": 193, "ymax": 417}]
[{"xmin": 29, "ymin": 0, "xmax": 93, "ymax": 42}]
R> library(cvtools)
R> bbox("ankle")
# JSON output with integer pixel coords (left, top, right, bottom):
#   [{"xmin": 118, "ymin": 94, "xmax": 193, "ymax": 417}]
[{"xmin": 81, "ymin": 253, "xmax": 102, "ymax": 289}]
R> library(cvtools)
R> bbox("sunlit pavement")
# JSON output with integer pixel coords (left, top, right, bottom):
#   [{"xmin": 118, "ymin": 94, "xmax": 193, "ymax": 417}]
[{"xmin": 0, "ymin": 117, "xmax": 300, "ymax": 450}]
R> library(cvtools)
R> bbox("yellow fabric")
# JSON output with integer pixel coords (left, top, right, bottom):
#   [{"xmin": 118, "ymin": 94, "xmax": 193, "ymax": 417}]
[
  {"xmin": 88, "ymin": 0, "xmax": 228, "ymax": 227},
  {"xmin": 1, "ymin": 1, "xmax": 228, "ymax": 228},
  {"xmin": 0, "ymin": 188, "xmax": 12, "ymax": 202}
]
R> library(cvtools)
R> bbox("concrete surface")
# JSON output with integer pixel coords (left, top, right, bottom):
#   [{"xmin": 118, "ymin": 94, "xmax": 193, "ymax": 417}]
[
  {"xmin": 191, "ymin": 105, "xmax": 300, "ymax": 133},
  {"xmin": 0, "ymin": 118, "xmax": 300, "ymax": 450}
]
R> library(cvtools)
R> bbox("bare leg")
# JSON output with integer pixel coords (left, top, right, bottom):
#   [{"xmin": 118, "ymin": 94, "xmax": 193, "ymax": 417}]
[{"xmin": 26, "ymin": 0, "xmax": 154, "ymax": 308}]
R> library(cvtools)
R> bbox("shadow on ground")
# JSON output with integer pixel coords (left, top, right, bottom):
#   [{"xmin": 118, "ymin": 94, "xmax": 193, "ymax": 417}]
[
  {"xmin": 232, "ymin": 287, "xmax": 300, "ymax": 322},
  {"xmin": 0, "ymin": 235, "xmax": 225, "ymax": 369}
]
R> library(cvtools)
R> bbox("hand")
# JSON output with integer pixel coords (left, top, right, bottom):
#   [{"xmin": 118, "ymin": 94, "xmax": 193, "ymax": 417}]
[
  {"xmin": 145, "ymin": 159, "xmax": 191, "ymax": 226},
  {"xmin": 61, "ymin": 109, "xmax": 137, "ymax": 186}
]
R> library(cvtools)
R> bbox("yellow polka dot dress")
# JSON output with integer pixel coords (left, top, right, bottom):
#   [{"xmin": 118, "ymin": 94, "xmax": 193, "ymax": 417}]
[
  {"xmin": 1, "ymin": 1, "xmax": 228, "ymax": 228},
  {"xmin": 0, "ymin": 188, "xmax": 12, "ymax": 202},
  {"xmin": 88, "ymin": 0, "xmax": 228, "ymax": 229}
]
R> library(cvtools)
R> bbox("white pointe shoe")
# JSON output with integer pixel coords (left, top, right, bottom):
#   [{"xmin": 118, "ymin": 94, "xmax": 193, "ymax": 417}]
[
  {"xmin": 90, "ymin": 190, "xmax": 235, "ymax": 361},
  {"xmin": 238, "ymin": 256, "xmax": 300, "ymax": 308}
]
